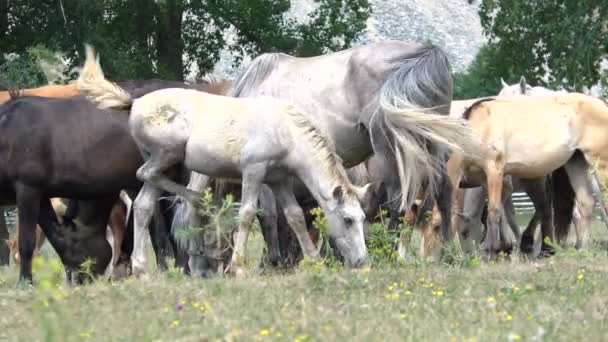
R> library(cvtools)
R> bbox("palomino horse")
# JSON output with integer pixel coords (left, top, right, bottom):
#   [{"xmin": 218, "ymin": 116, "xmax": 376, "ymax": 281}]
[
  {"xmin": 498, "ymin": 77, "xmax": 608, "ymax": 248},
  {"xmin": 456, "ymin": 93, "xmax": 608, "ymax": 257},
  {"xmin": 77, "ymin": 47, "xmax": 371, "ymax": 275},
  {"xmin": 174, "ymin": 41, "xmax": 481, "ymax": 260},
  {"xmin": 0, "ymin": 84, "xmax": 80, "ymax": 105}
]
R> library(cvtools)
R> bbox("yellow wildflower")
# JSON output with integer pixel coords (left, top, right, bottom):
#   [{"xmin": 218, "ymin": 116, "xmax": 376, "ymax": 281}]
[
  {"xmin": 170, "ymin": 320, "xmax": 180, "ymax": 328},
  {"xmin": 487, "ymin": 296, "xmax": 496, "ymax": 303},
  {"xmin": 508, "ymin": 333, "xmax": 522, "ymax": 341},
  {"xmin": 577, "ymin": 273, "xmax": 584, "ymax": 281},
  {"xmin": 259, "ymin": 329, "xmax": 271, "ymax": 336},
  {"xmin": 79, "ymin": 332, "xmax": 91, "ymax": 338}
]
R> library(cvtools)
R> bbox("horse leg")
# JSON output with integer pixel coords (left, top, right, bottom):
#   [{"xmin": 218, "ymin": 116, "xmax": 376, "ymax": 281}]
[
  {"xmin": 385, "ymin": 182, "xmax": 403, "ymax": 230},
  {"xmin": 589, "ymin": 171, "xmax": 608, "ymax": 230},
  {"xmin": 15, "ymin": 184, "xmax": 43, "ymax": 283},
  {"xmin": 109, "ymin": 202, "xmax": 126, "ymax": 266},
  {"xmin": 456, "ymin": 187, "xmax": 487, "ymax": 254},
  {"xmin": 503, "ymin": 194, "xmax": 521, "ymax": 241},
  {"xmin": 397, "ymin": 202, "xmax": 418, "ymax": 259},
  {"xmin": 36, "ymin": 225, "xmax": 46, "ymax": 255},
  {"xmin": 496, "ymin": 176, "xmax": 515, "ymax": 255},
  {"xmin": 0, "ymin": 208, "xmax": 9, "ymax": 266},
  {"xmin": 419, "ymin": 203, "xmax": 442, "ymax": 261},
  {"xmin": 149, "ymin": 204, "xmax": 169, "ymax": 272},
  {"xmin": 271, "ymin": 181, "xmax": 319, "ymax": 261},
  {"xmin": 564, "ymin": 155, "xmax": 594, "ymax": 250},
  {"xmin": 158, "ymin": 198, "xmax": 189, "ymax": 273},
  {"xmin": 551, "ymin": 167, "xmax": 575, "ymax": 246},
  {"xmin": 481, "ymin": 162, "xmax": 504, "ymax": 259},
  {"xmin": 226, "ymin": 169, "xmax": 265, "ymax": 277},
  {"xmin": 137, "ymin": 159, "xmax": 200, "ymax": 205},
  {"xmin": 433, "ymin": 165, "xmax": 454, "ymax": 254},
  {"xmin": 132, "ymin": 183, "xmax": 162, "ymax": 276},
  {"xmin": 520, "ymin": 211, "xmax": 540, "ymax": 255},
  {"xmin": 520, "ymin": 177, "xmax": 554, "ymax": 256},
  {"xmin": 257, "ymin": 185, "xmax": 280, "ymax": 269}
]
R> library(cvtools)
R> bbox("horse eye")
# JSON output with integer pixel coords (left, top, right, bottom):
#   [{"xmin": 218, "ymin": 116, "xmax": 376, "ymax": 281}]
[{"xmin": 343, "ymin": 217, "xmax": 353, "ymax": 226}]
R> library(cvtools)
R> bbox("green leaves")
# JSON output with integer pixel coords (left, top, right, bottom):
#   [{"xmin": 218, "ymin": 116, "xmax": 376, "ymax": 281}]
[
  {"xmin": 2, "ymin": 0, "xmax": 371, "ymax": 83},
  {"xmin": 478, "ymin": 0, "xmax": 608, "ymax": 91}
]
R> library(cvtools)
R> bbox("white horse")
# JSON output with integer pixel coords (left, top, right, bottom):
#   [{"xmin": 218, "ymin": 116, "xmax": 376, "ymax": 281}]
[
  {"xmin": 175, "ymin": 41, "xmax": 482, "ymax": 257},
  {"xmin": 77, "ymin": 47, "xmax": 371, "ymax": 275}
]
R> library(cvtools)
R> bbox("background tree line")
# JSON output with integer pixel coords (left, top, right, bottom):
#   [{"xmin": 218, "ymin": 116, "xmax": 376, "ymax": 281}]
[
  {"xmin": 1, "ymin": 0, "xmax": 607, "ymax": 99},
  {"xmin": 0, "ymin": 0, "xmax": 370, "ymax": 85},
  {"xmin": 455, "ymin": 0, "xmax": 608, "ymax": 99}
]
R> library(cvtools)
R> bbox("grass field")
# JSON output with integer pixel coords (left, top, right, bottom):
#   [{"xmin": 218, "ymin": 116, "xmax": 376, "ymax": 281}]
[{"xmin": 1, "ymin": 217, "xmax": 608, "ymax": 341}]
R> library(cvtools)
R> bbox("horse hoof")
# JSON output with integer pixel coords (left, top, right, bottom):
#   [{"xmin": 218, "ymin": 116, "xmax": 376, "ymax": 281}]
[
  {"xmin": 131, "ymin": 265, "xmax": 147, "ymax": 278},
  {"xmin": 225, "ymin": 264, "xmax": 248, "ymax": 278},
  {"xmin": 224, "ymin": 258, "xmax": 248, "ymax": 277},
  {"xmin": 539, "ymin": 243, "xmax": 556, "ymax": 257},
  {"xmin": 520, "ymin": 235, "xmax": 534, "ymax": 255}
]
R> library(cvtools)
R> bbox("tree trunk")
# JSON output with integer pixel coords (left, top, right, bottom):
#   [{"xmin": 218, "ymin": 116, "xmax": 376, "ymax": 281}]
[{"xmin": 156, "ymin": 0, "xmax": 184, "ymax": 80}]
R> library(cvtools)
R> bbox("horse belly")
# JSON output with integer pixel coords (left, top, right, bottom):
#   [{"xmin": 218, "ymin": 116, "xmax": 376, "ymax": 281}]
[
  {"xmin": 184, "ymin": 136, "xmax": 243, "ymax": 179},
  {"xmin": 504, "ymin": 141, "xmax": 574, "ymax": 178}
]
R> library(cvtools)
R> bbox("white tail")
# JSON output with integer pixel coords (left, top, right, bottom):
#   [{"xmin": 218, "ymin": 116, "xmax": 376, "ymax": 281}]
[{"xmin": 76, "ymin": 45, "xmax": 132, "ymax": 110}]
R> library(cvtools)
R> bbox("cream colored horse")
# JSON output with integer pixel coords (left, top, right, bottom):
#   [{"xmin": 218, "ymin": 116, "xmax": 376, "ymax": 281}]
[
  {"xmin": 498, "ymin": 77, "xmax": 608, "ymax": 250},
  {"xmin": 77, "ymin": 46, "xmax": 371, "ymax": 275},
  {"xmin": 452, "ymin": 93, "xmax": 608, "ymax": 257}
]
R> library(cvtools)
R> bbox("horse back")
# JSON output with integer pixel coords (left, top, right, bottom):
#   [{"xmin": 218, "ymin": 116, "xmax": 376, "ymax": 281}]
[{"xmin": 0, "ymin": 96, "xmax": 141, "ymax": 197}]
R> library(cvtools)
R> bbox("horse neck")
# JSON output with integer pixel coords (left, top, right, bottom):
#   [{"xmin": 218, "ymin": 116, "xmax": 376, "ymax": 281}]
[{"xmin": 288, "ymin": 141, "xmax": 352, "ymax": 213}]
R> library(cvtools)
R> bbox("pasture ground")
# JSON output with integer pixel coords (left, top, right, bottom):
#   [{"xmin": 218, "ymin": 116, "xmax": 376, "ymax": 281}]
[{"xmin": 1, "ymin": 217, "xmax": 608, "ymax": 341}]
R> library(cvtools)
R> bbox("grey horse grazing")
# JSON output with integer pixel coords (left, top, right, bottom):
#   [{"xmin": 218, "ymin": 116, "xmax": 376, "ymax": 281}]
[
  {"xmin": 215, "ymin": 41, "xmax": 479, "ymax": 247},
  {"xmin": 78, "ymin": 47, "xmax": 371, "ymax": 275},
  {"xmin": 171, "ymin": 41, "xmax": 483, "ymax": 270}
]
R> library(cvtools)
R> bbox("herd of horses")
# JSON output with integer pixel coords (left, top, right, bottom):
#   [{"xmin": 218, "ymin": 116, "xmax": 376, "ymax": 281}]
[{"xmin": 1, "ymin": 40, "xmax": 608, "ymax": 285}]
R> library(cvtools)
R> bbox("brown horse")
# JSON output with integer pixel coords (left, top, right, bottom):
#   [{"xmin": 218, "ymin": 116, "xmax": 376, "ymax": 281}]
[
  {"xmin": 6, "ymin": 198, "xmax": 128, "ymax": 267},
  {"xmin": 0, "ymin": 84, "xmax": 80, "ymax": 104}
]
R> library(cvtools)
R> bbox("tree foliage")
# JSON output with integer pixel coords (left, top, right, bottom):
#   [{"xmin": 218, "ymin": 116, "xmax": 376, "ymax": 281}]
[
  {"xmin": 0, "ymin": 0, "xmax": 371, "ymax": 83},
  {"xmin": 478, "ymin": 0, "xmax": 608, "ymax": 91},
  {"xmin": 453, "ymin": 45, "xmax": 504, "ymax": 100}
]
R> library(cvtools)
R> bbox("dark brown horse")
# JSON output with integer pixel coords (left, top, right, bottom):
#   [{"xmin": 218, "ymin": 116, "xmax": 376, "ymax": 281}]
[{"xmin": 0, "ymin": 79, "xmax": 230, "ymax": 283}]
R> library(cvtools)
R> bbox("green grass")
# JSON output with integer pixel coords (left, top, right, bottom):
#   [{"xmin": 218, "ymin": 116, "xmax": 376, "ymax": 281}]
[{"xmin": 1, "ymin": 218, "xmax": 608, "ymax": 341}]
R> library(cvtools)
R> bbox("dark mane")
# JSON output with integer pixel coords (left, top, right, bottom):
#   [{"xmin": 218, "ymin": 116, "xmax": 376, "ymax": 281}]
[{"xmin": 462, "ymin": 97, "xmax": 496, "ymax": 120}]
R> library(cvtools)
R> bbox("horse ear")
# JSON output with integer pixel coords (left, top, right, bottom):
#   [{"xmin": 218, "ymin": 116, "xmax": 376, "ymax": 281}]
[
  {"xmin": 353, "ymin": 183, "xmax": 373, "ymax": 205},
  {"xmin": 500, "ymin": 77, "xmax": 508, "ymax": 88},
  {"xmin": 519, "ymin": 76, "xmax": 527, "ymax": 94},
  {"xmin": 332, "ymin": 185, "xmax": 344, "ymax": 204}
]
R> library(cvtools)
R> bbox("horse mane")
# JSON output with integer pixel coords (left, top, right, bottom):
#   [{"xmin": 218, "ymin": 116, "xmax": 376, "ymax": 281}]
[
  {"xmin": 284, "ymin": 106, "xmax": 356, "ymax": 198},
  {"xmin": 228, "ymin": 53, "xmax": 288, "ymax": 97},
  {"xmin": 462, "ymin": 97, "xmax": 496, "ymax": 120}
]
